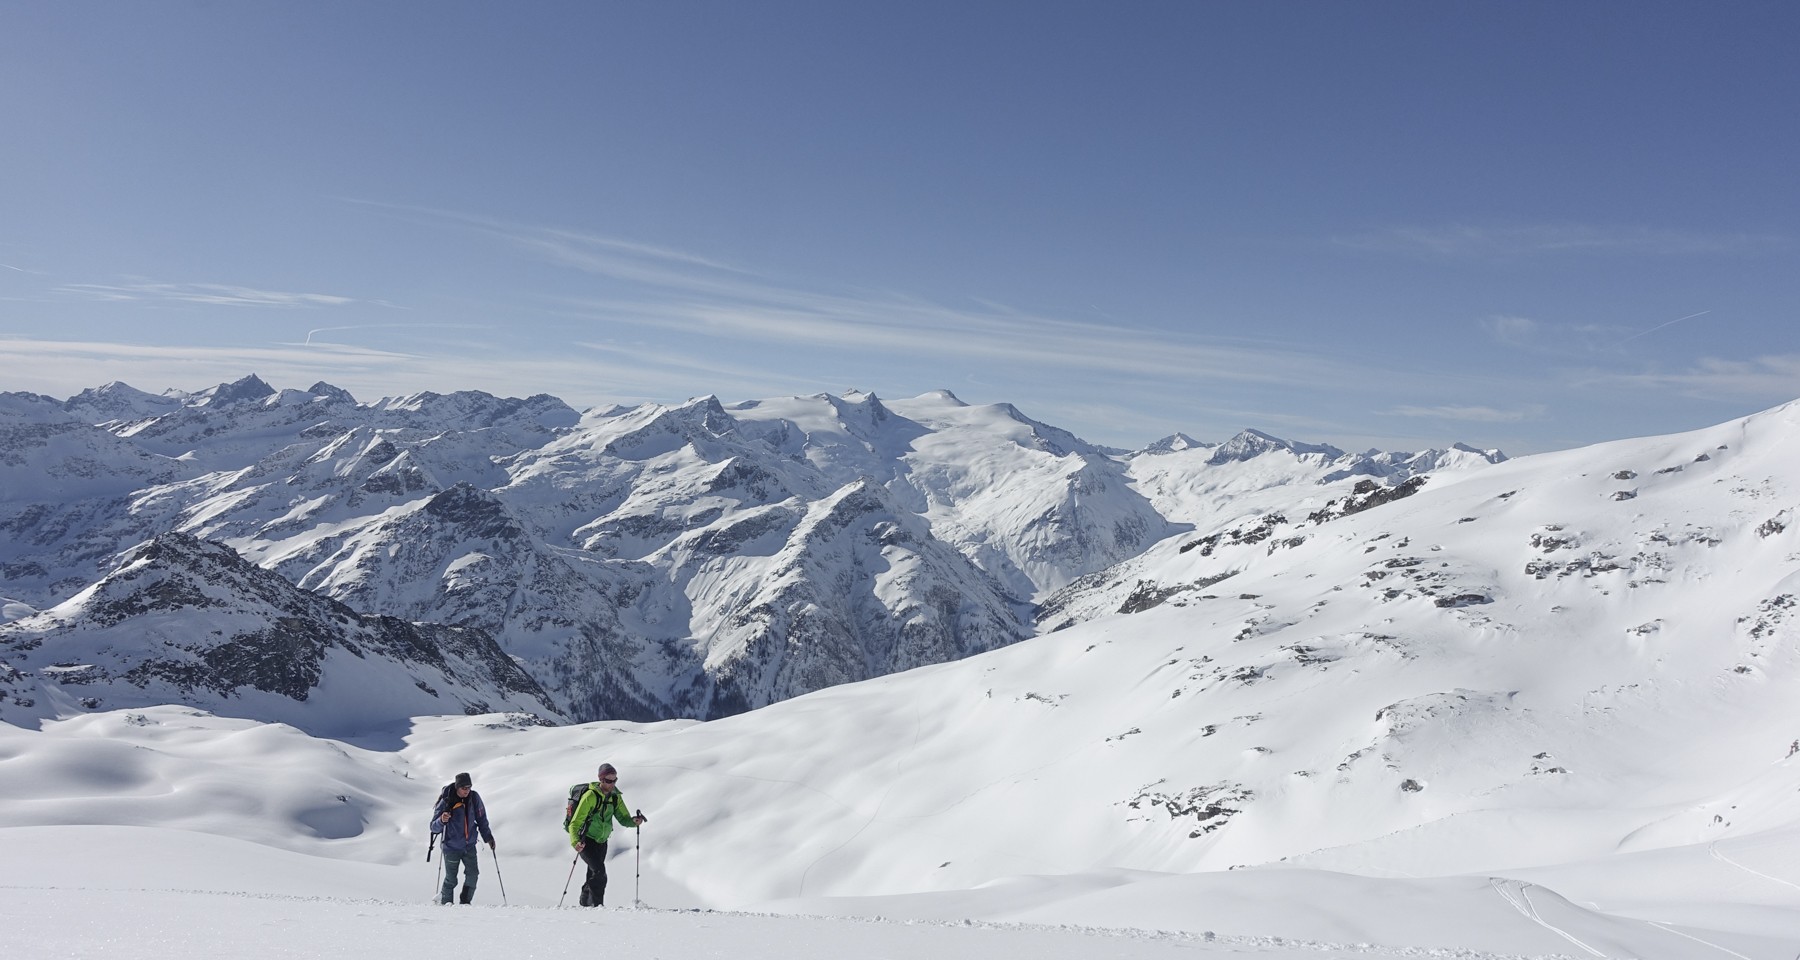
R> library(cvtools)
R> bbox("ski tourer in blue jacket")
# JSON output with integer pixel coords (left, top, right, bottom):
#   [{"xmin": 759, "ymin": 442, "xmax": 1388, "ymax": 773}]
[{"xmin": 430, "ymin": 772, "xmax": 495, "ymax": 904}]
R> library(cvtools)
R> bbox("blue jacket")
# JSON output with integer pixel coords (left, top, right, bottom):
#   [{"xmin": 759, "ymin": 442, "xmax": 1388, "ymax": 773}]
[{"xmin": 430, "ymin": 787, "xmax": 494, "ymax": 852}]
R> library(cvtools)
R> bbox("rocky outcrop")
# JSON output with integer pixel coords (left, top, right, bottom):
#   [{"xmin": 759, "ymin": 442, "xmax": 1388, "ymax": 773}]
[{"xmin": 0, "ymin": 534, "xmax": 559, "ymax": 733}]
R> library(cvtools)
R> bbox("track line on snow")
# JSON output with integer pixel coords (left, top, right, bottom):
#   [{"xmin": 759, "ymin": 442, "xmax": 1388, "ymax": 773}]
[
  {"xmin": 1645, "ymin": 921, "xmax": 1753, "ymax": 960},
  {"xmin": 795, "ymin": 695, "xmax": 927, "ymax": 897},
  {"xmin": 0, "ymin": 884, "xmax": 1568, "ymax": 958},
  {"xmin": 1487, "ymin": 878, "xmax": 1605, "ymax": 958},
  {"xmin": 1710, "ymin": 841, "xmax": 1800, "ymax": 893}
]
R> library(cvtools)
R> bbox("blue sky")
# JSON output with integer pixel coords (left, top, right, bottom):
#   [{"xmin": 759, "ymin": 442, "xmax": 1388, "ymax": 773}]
[{"xmin": 2, "ymin": 1, "xmax": 1795, "ymax": 454}]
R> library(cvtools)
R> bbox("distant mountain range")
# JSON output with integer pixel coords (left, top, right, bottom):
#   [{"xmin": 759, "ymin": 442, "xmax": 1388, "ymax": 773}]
[
  {"xmin": 5, "ymin": 381, "xmax": 1799, "ymax": 949},
  {"xmin": 3, "ymin": 375, "xmax": 1502, "ymax": 729}
]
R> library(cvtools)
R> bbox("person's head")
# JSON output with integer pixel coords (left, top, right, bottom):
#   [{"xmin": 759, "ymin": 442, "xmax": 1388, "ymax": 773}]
[
  {"xmin": 596, "ymin": 763, "xmax": 618, "ymax": 792},
  {"xmin": 454, "ymin": 772, "xmax": 473, "ymax": 795}
]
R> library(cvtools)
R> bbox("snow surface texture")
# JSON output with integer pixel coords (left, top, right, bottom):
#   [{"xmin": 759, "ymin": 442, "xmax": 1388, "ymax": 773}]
[
  {"xmin": 7, "ymin": 380, "xmax": 1800, "ymax": 956},
  {"xmin": 4, "ymin": 708, "xmax": 1797, "ymax": 958},
  {"xmin": 1, "ymin": 377, "xmax": 1497, "ymax": 723}
]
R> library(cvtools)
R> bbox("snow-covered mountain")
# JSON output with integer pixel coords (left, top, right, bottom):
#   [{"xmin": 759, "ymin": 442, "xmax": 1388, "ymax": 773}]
[
  {"xmin": 0, "ymin": 532, "xmax": 559, "ymax": 734},
  {"xmin": 6, "ymin": 389, "xmax": 1800, "ymax": 956},
  {"xmin": 3, "ymin": 376, "xmax": 1500, "ymax": 721}
]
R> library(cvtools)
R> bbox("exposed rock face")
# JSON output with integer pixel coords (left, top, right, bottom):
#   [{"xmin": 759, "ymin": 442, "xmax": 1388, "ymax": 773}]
[
  {"xmin": 675, "ymin": 480, "xmax": 1025, "ymax": 718},
  {"xmin": 1, "ymin": 376, "xmax": 1506, "ymax": 724},
  {"xmin": 191, "ymin": 373, "xmax": 278, "ymax": 408},
  {"xmin": 1208, "ymin": 429, "xmax": 1346, "ymax": 465},
  {"xmin": 0, "ymin": 533, "xmax": 558, "ymax": 734}
]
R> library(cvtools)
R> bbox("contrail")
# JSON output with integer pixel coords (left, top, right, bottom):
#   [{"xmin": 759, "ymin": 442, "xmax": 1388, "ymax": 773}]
[{"xmin": 1619, "ymin": 310, "xmax": 1711, "ymax": 345}]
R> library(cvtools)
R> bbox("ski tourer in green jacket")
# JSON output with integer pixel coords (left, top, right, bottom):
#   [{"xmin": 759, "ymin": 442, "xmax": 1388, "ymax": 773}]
[
  {"xmin": 567, "ymin": 778, "xmax": 641, "ymax": 847},
  {"xmin": 569, "ymin": 762, "xmax": 647, "ymax": 907}
]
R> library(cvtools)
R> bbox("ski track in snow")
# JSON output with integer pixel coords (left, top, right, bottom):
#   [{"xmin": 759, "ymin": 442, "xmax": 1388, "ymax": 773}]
[
  {"xmin": 1711, "ymin": 841, "xmax": 1800, "ymax": 895},
  {"xmin": 797, "ymin": 695, "xmax": 927, "ymax": 897},
  {"xmin": 1488, "ymin": 879, "xmax": 1602, "ymax": 959},
  {"xmin": 10, "ymin": 388, "xmax": 1800, "ymax": 958},
  {"xmin": 1644, "ymin": 920, "xmax": 1756, "ymax": 960},
  {"xmin": 2, "ymin": 884, "xmax": 1576, "ymax": 960}
]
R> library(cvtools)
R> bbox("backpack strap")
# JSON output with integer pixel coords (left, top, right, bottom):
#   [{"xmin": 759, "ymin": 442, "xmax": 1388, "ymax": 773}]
[{"xmin": 577, "ymin": 785, "xmax": 608, "ymax": 840}]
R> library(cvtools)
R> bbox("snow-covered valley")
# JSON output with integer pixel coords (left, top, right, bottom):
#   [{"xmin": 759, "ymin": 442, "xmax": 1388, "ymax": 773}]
[{"xmin": 5, "ymin": 378, "xmax": 1800, "ymax": 957}]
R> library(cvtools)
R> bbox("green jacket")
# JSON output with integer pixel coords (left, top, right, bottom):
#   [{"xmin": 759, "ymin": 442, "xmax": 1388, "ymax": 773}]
[{"xmin": 568, "ymin": 783, "xmax": 637, "ymax": 847}]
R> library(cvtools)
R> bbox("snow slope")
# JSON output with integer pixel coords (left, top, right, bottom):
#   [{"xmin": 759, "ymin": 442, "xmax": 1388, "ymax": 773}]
[
  {"xmin": 5, "ymin": 705, "xmax": 1796, "ymax": 959},
  {"xmin": 8, "ymin": 388, "xmax": 1800, "ymax": 957}
]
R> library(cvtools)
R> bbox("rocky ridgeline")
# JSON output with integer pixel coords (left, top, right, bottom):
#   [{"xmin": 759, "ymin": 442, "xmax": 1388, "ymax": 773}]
[
  {"xmin": 2, "ymin": 375, "xmax": 1507, "ymax": 725},
  {"xmin": 0, "ymin": 533, "xmax": 557, "ymax": 732}
]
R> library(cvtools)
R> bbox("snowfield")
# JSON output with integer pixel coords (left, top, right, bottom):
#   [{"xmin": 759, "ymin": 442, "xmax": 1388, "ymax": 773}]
[
  {"xmin": 7, "ymin": 384, "xmax": 1800, "ymax": 958},
  {"xmin": 4, "ymin": 700, "xmax": 1798, "ymax": 958}
]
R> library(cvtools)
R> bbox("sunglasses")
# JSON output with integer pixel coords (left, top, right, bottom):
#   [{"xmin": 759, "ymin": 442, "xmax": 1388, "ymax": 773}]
[{"xmin": 599, "ymin": 777, "xmax": 618, "ymax": 784}]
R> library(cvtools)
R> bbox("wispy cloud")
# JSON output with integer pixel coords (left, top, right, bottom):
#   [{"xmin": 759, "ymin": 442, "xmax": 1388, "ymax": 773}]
[
  {"xmin": 339, "ymin": 199, "xmax": 757, "ymax": 288},
  {"xmin": 561, "ymin": 291, "xmax": 1375, "ymax": 389},
  {"xmin": 1596, "ymin": 354, "xmax": 1800, "ymax": 401},
  {"xmin": 56, "ymin": 281, "xmax": 361, "ymax": 308},
  {"xmin": 1386, "ymin": 404, "xmax": 1546, "ymax": 423},
  {"xmin": 1481, "ymin": 315, "xmax": 1542, "ymax": 348},
  {"xmin": 300, "ymin": 324, "xmax": 489, "ymax": 346},
  {"xmin": 0, "ymin": 336, "xmax": 688, "ymax": 411},
  {"xmin": 1479, "ymin": 314, "xmax": 1640, "ymax": 356},
  {"xmin": 1337, "ymin": 224, "xmax": 1791, "ymax": 259},
  {"xmin": 343, "ymin": 201, "xmax": 1424, "ymax": 393}
]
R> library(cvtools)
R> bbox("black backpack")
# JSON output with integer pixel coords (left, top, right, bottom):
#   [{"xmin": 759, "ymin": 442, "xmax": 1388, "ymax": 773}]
[{"xmin": 562, "ymin": 782, "xmax": 615, "ymax": 832}]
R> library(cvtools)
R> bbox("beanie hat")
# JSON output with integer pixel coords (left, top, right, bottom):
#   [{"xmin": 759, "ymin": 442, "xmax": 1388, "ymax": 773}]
[
  {"xmin": 596, "ymin": 763, "xmax": 617, "ymax": 779},
  {"xmin": 454, "ymin": 772, "xmax": 473, "ymax": 788}
]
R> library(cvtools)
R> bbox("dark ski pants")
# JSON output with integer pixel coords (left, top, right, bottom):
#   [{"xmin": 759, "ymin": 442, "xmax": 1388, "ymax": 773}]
[
  {"xmin": 439, "ymin": 847, "xmax": 480, "ymax": 904},
  {"xmin": 578, "ymin": 841, "xmax": 610, "ymax": 907}
]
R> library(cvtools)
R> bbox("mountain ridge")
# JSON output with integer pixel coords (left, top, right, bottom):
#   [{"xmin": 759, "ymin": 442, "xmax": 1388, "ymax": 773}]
[{"xmin": 7, "ymin": 375, "xmax": 1513, "ymax": 723}]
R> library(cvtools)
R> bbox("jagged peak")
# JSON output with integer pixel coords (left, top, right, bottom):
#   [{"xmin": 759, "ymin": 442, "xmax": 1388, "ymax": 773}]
[
  {"xmin": 1, "ymin": 390, "xmax": 79, "ymax": 422},
  {"xmin": 60, "ymin": 380, "xmax": 182, "ymax": 423},
  {"xmin": 116, "ymin": 532, "xmax": 231, "ymax": 571},
  {"xmin": 69, "ymin": 380, "xmax": 151, "ymax": 401},
  {"xmin": 191, "ymin": 374, "xmax": 277, "ymax": 408},
  {"xmin": 423, "ymin": 482, "xmax": 522, "ymax": 539},
  {"xmin": 82, "ymin": 533, "xmax": 271, "ymax": 603},
  {"xmin": 825, "ymin": 390, "xmax": 893, "ymax": 430},
  {"xmin": 678, "ymin": 394, "xmax": 729, "ymax": 415},
  {"xmin": 362, "ymin": 389, "xmax": 578, "ymax": 428},
  {"xmin": 1140, "ymin": 432, "xmax": 1209, "ymax": 455},
  {"xmin": 1208, "ymin": 428, "xmax": 1346, "ymax": 465},
  {"xmin": 673, "ymin": 396, "xmax": 739, "ymax": 437},
  {"xmin": 264, "ymin": 388, "xmax": 333, "ymax": 408},
  {"xmin": 306, "ymin": 381, "xmax": 357, "ymax": 403},
  {"xmin": 981, "ymin": 401, "xmax": 1094, "ymax": 458},
  {"xmin": 797, "ymin": 476, "xmax": 904, "ymax": 533},
  {"xmin": 1449, "ymin": 442, "xmax": 1508, "ymax": 463}
]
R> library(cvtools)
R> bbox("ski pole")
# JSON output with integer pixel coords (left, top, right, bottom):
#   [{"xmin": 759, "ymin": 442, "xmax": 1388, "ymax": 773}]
[
  {"xmin": 634, "ymin": 810, "xmax": 644, "ymax": 909},
  {"xmin": 558, "ymin": 852, "xmax": 579, "ymax": 908},
  {"xmin": 426, "ymin": 833, "xmax": 436, "ymax": 862},
  {"xmin": 490, "ymin": 845, "xmax": 508, "ymax": 906}
]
